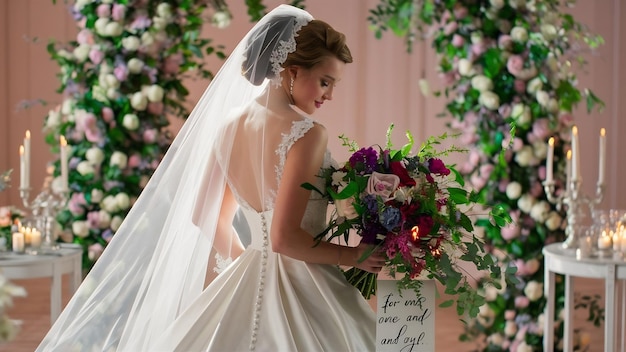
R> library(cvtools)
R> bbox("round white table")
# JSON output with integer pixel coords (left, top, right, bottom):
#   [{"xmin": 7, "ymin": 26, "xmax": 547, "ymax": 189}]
[
  {"xmin": 0, "ymin": 243, "xmax": 82, "ymax": 324},
  {"xmin": 543, "ymin": 242, "xmax": 626, "ymax": 352}
]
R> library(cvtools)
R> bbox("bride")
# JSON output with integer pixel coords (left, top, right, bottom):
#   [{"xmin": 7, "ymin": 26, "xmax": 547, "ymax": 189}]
[{"xmin": 37, "ymin": 4, "xmax": 385, "ymax": 351}]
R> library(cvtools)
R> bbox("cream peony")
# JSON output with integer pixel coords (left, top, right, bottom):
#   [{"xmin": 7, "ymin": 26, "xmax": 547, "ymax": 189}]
[
  {"xmin": 156, "ymin": 3, "xmax": 173, "ymax": 20},
  {"xmin": 517, "ymin": 194, "xmax": 536, "ymax": 213},
  {"xmin": 110, "ymin": 215, "xmax": 124, "ymax": 232},
  {"xmin": 504, "ymin": 320, "xmax": 518, "ymax": 337},
  {"xmin": 115, "ymin": 193, "xmax": 131, "ymax": 210},
  {"xmin": 110, "ymin": 151, "xmax": 128, "ymax": 169},
  {"xmin": 91, "ymin": 189, "xmax": 104, "ymax": 203},
  {"xmin": 100, "ymin": 195, "xmax": 119, "ymax": 213},
  {"xmin": 471, "ymin": 75, "xmax": 493, "ymax": 92},
  {"xmin": 122, "ymin": 113, "xmax": 140, "ymax": 130},
  {"xmin": 545, "ymin": 211, "xmax": 562, "ymax": 230},
  {"xmin": 212, "ymin": 11, "xmax": 231, "ymax": 29},
  {"xmin": 73, "ymin": 44, "xmax": 91, "ymax": 63},
  {"xmin": 510, "ymin": 26, "xmax": 528, "ymax": 42},
  {"xmin": 130, "ymin": 92, "xmax": 148, "ymax": 111},
  {"xmin": 541, "ymin": 24, "xmax": 558, "ymax": 41},
  {"xmin": 514, "ymin": 145, "xmax": 535, "ymax": 166},
  {"xmin": 94, "ymin": 18, "xmax": 110, "ymax": 35},
  {"xmin": 127, "ymin": 58, "xmax": 144, "ymax": 74},
  {"xmin": 103, "ymin": 22, "xmax": 123, "ymax": 37},
  {"xmin": 524, "ymin": 280, "xmax": 544, "ymax": 301},
  {"xmin": 536, "ymin": 90, "xmax": 550, "ymax": 107},
  {"xmin": 97, "ymin": 210, "xmax": 112, "ymax": 229},
  {"xmin": 146, "ymin": 85, "xmax": 165, "ymax": 102},
  {"xmin": 85, "ymin": 147, "xmax": 105, "ymax": 166},
  {"xmin": 526, "ymin": 77, "xmax": 543, "ymax": 94},
  {"xmin": 46, "ymin": 110, "xmax": 62, "ymax": 129},
  {"xmin": 505, "ymin": 181, "xmax": 522, "ymax": 200},
  {"xmin": 479, "ymin": 91, "xmax": 500, "ymax": 110},
  {"xmin": 76, "ymin": 161, "xmax": 95, "ymax": 176},
  {"xmin": 72, "ymin": 221, "xmax": 90, "ymax": 238},
  {"xmin": 530, "ymin": 200, "xmax": 550, "ymax": 222},
  {"xmin": 122, "ymin": 36, "xmax": 141, "ymax": 51},
  {"xmin": 511, "ymin": 103, "xmax": 532, "ymax": 126},
  {"xmin": 457, "ymin": 58, "xmax": 475, "ymax": 76}
]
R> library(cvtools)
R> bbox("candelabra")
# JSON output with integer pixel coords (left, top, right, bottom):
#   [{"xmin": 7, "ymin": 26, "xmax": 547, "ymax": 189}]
[
  {"xmin": 543, "ymin": 178, "xmax": 604, "ymax": 250},
  {"xmin": 19, "ymin": 182, "xmax": 68, "ymax": 253}
]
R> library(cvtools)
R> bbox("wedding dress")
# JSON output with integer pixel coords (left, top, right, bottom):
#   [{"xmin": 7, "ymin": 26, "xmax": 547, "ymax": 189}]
[{"xmin": 37, "ymin": 5, "xmax": 375, "ymax": 352}]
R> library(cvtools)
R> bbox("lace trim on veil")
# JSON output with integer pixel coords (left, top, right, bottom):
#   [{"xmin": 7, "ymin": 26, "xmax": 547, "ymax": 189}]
[{"xmin": 269, "ymin": 16, "xmax": 311, "ymax": 86}]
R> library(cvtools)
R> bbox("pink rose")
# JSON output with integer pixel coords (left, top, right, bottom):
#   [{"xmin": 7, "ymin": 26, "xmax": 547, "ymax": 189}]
[
  {"xmin": 96, "ymin": 4, "xmax": 111, "ymax": 18},
  {"xmin": 142, "ymin": 129, "xmax": 158, "ymax": 143},
  {"xmin": 128, "ymin": 154, "xmax": 141, "ymax": 168},
  {"xmin": 102, "ymin": 107, "xmax": 114, "ymax": 123},
  {"xmin": 114, "ymin": 65, "xmax": 129, "ymax": 82},
  {"xmin": 366, "ymin": 172, "xmax": 400, "ymax": 202},
  {"xmin": 505, "ymin": 310, "xmax": 516, "ymax": 320},
  {"xmin": 112, "ymin": 4, "xmax": 127, "ymax": 21},
  {"xmin": 513, "ymin": 79, "xmax": 526, "ymax": 93},
  {"xmin": 501, "ymin": 222, "xmax": 520, "ymax": 241},
  {"xmin": 470, "ymin": 173, "xmax": 487, "ymax": 190},
  {"xmin": 531, "ymin": 118, "xmax": 551, "ymax": 140},
  {"xmin": 77, "ymin": 29, "xmax": 95, "ymax": 45},
  {"xmin": 515, "ymin": 295, "xmax": 530, "ymax": 308},
  {"xmin": 452, "ymin": 34, "xmax": 465, "ymax": 47},
  {"xmin": 507, "ymin": 55, "xmax": 524, "ymax": 76},
  {"xmin": 471, "ymin": 43, "xmax": 486, "ymax": 57},
  {"xmin": 89, "ymin": 49, "xmax": 104, "ymax": 65},
  {"xmin": 68, "ymin": 193, "xmax": 87, "ymax": 216},
  {"xmin": 498, "ymin": 34, "xmax": 513, "ymax": 50}
]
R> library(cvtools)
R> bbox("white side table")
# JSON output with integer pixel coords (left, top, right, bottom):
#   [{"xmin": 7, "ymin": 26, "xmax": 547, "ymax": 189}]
[
  {"xmin": 543, "ymin": 242, "xmax": 626, "ymax": 352},
  {"xmin": 0, "ymin": 243, "xmax": 82, "ymax": 324}
]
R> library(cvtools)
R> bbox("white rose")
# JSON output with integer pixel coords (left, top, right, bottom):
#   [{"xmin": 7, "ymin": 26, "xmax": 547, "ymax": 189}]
[
  {"xmin": 46, "ymin": 110, "xmax": 62, "ymax": 129},
  {"xmin": 477, "ymin": 304, "xmax": 495, "ymax": 328},
  {"xmin": 517, "ymin": 194, "xmax": 536, "ymax": 214},
  {"xmin": 130, "ymin": 92, "xmax": 148, "ymax": 111},
  {"xmin": 156, "ymin": 3, "xmax": 173, "ymax": 20},
  {"xmin": 110, "ymin": 151, "xmax": 128, "ymax": 169},
  {"xmin": 94, "ymin": 18, "xmax": 110, "ymax": 36},
  {"xmin": 471, "ymin": 75, "xmax": 493, "ymax": 92},
  {"xmin": 77, "ymin": 161, "xmax": 95, "ymax": 176},
  {"xmin": 457, "ymin": 58, "xmax": 475, "ymax": 76},
  {"xmin": 105, "ymin": 74, "xmax": 119, "ymax": 89},
  {"xmin": 50, "ymin": 177, "xmax": 66, "ymax": 194},
  {"xmin": 106, "ymin": 88, "xmax": 119, "ymax": 100},
  {"xmin": 93, "ymin": 86, "xmax": 109, "ymax": 103},
  {"xmin": 57, "ymin": 49, "xmax": 74, "ymax": 60},
  {"xmin": 479, "ymin": 91, "xmax": 500, "ymax": 110},
  {"xmin": 72, "ymin": 221, "xmax": 90, "ymax": 238},
  {"xmin": 73, "ymin": 44, "xmax": 91, "ymax": 63},
  {"xmin": 98, "ymin": 210, "xmax": 112, "ymax": 229},
  {"xmin": 211, "ymin": 11, "xmax": 231, "ymax": 29},
  {"xmin": 104, "ymin": 22, "xmax": 123, "ymax": 37},
  {"xmin": 511, "ymin": 103, "xmax": 532, "ymax": 126},
  {"xmin": 140, "ymin": 32, "xmax": 154, "ymax": 47},
  {"xmin": 101, "ymin": 195, "xmax": 119, "ymax": 213},
  {"xmin": 530, "ymin": 201, "xmax": 551, "ymax": 222},
  {"xmin": 127, "ymin": 58, "xmax": 144, "ymax": 74},
  {"xmin": 122, "ymin": 36, "xmax": 141, "ymax": 51},
  {"xmin": 122, "ymin": 113, "xmax": 140, "ymax": 130},
  {"xmin": 484, "ymin": 285, "xmax": 499, "ymax": 302},
  {"xmin": 504, "ymin": 320, "xmax": 518, "ymax": 337},
  {"xmin": 517, "ymin": 341, "xmax": 532, "ymax": 352},
  {"xmin": 547, "ymin": 98, "xmax": 560, "ymax": 113},
  {"xmin": 545, "ymin": 211, "xmax": 562, "ymax": 230},
  {"xmin": 146, "ymin": 85, "xmax": 164, "ymax": 102},
  {"xmin": 487, "ymin": 333, "xmax": 504, "ymax": 347},
  {"xmin": 515, "ymin": 145, "xmax": 536, "ymax": 167},
  {"xmin": 546, "ymin": 53, "xmax": 559, "ymax": 71},
  {"xmin": 61, "ymin": 99, "xmax": 74, "ymax": 115},
  {"xmin": 524, "ymin": 280, "xmax": 544, "ymax": 301},
  {"xmin": 86, "ymin": 147, "xmax": 105, "ymax": 166},
  {"xmin": 510, "ymin": 26, "xmax": 528, "ymax": 42},
  {"xmin": 541, "ymin": 24, "xmax": 558, "ymax": 41},
  {"xmin": 527, "ymin": 77, "xmax": 543, "ymax": 94},
  {"xmin": 152, "ymin": 16, "xmax": 168, "ymax": 31},
  {"xmin": 533, "ymin": 141, "xmax": 548, "ymax": 159},
  {"xmin": 110, "ymin": 215, "xmax": 124, "ymax": 232},
  {"xmin": 506, "ymin": 182, "xmax": 522, "ymax": 200},
  {"xmin": 115, "ymin": 193, "xmax": 131, "ymax": 210},
  {"xmin": 470, "ymin": 32, "xmax": 484, "ymax": 45},
  {"xmin": 91, "ymin": 189, "xmax": 104, "ymax": 203},
  {"xmin": 489, "ymin": 0, "xmax": 505, "ymax": 9}
]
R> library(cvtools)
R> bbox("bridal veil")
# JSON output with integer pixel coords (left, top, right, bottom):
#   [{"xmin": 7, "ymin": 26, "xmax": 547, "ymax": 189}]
[{"xmin": 37, "ymin": 5, "xmax": 314, "ymax": 351}]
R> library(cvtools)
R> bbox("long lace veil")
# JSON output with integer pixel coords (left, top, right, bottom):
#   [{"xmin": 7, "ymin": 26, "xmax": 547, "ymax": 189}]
[{"xmin": 37, "ymin": 5, "xmax": 313, "ymax": 351}]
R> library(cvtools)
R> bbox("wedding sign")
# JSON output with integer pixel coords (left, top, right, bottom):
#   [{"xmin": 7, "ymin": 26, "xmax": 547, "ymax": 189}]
[{"xmin": 376, "ymin": 280, "xmax": 435, "ymax": 352}]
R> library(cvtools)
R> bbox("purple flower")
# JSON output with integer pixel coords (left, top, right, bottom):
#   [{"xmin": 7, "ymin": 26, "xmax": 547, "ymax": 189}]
[
  {"xmin": 427, "ymin": 158, "xmax": 450, "ymax": 176},
  {"xmin": 349, "ymin": 147, "xmax": 378, "ymax": 173}
]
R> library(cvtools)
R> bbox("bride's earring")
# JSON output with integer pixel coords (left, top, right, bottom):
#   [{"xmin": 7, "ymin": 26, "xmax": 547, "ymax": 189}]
[{"xmin": 289, "ymin": 76, "xmax": 295, "ymax": 104}]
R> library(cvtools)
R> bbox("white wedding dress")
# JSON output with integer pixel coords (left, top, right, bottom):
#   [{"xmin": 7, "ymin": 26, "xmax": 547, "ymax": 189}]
[{"xmin": 151, "ymin": 111, "xmax": 376, "ymax": 352}]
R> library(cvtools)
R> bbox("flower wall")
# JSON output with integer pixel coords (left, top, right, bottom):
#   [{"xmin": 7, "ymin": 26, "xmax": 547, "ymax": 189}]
[
  {"xmin": 45, "ymin": 0, "xmax": 229, "ymax": 269},
  {"xmin": 368, "ymin": 0, "xmax": 603, "ymax": 350}
]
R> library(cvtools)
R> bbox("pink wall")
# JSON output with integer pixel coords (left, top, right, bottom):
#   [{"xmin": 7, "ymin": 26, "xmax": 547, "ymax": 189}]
[{"xmin": 1, "ymin": 0, "xmax": 625, "ymax": 212}]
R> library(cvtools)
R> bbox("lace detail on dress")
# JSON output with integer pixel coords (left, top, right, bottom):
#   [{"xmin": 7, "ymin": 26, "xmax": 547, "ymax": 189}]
[
  {"xmin": 269, "ymin": 17, "xmax": 311, "ymax": 87},
  {"xmin": 266, "ymin": 118, "xmax": 314, "ymax": 208},
  {"xmin": 213, "ymin": 253, "xmax": 233, "ymax": 274}
]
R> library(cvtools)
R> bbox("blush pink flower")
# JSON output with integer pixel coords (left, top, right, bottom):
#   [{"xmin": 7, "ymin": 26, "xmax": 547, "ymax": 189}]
[
  {"xmin": 142, "ymin": 129, "xmax": 158, "ymax": 143},
  {"xmin": 452, "ymin": 34, "xmax": 465, "ymax": 47},
  {"xmin": 531, "ymin": 118, "xmax": 552, "ymax": 140},
  {"xmin": 128, "ymin": 154, "xmax": 142, "ymax": 168},
  {"xmin": 102, "ymin": 107, "xmax": 114, "ymax": 123},
  {"xmin": 77, "ymin": 29, "xmax": 95, "ymax": 45},
  {"xmin": 513, "ymin": 79, "xmax": 526, "ymax": 94},
  {"xmin": 507, "ymin": 55, "xmax": 524, "ymax": 76},
  {"xmin": 89, "ymin": 49, "xmax": 105, "ymax": 65},
  {"xmin": 114, "ymin": 65, "xmax": 129, "ymax": 82},
  {"xmin": 112, "ymin": 4, "xmax": 127, "ymax": 21},
  {"xmin": 515, "ymin": 295, "xmax": 530, "ymax": 308},
  {"xmin": 96, "ymin": 4, "xmax": 111, "ymax": 18},
  {"xmin": 366, "ymin": 172, "xmax": 400, "ymax": 202}
]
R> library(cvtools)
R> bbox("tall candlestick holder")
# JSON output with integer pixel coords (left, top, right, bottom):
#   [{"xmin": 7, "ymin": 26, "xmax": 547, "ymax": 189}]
[
  {"xmin": 19, "ymin": 184, "xmax": 68, "ymax": 253},
  {"xmin": 543, "ymin": 178, "xmax": 605, "ymax": 250}
]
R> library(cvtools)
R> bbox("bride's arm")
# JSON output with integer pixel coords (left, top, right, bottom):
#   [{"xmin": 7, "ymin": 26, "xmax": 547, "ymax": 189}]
[{"xmin": 270, "ymin": 123, "xmax": 384, "ymax": 273}]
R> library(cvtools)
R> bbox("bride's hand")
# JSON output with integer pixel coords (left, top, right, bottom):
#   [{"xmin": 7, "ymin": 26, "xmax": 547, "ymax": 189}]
[{"xmin": 353, "ymin": 243, "xmax": 386, "ymax": 274}]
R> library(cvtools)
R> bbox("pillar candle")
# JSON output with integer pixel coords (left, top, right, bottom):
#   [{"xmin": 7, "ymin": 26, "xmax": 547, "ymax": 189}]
[
  {"xmin": 571, "ymin": 126, "xmax": 581, "ymax": 183},
  {"xmin": 60, "ymin": 136, "xmax": 69, "ymax": 192},
  {"xmin": 30, "ymin": 229, "xmax": 42, "ymax": 248},
  {"xmin": 566, "ymin": 150, "xmax": 572, "ymax": 191},
  {"xmin": 598, "ymin": 128, "xmax": 606, "ymax": 185},
  {"xmin": 598, "ymin": 230, "xmax": 612, "ymax": 250},
  {"xmin": 12, "ymin": 231, "xmax": 25, "ymax": 253},
  {"xmin": 546, "ymin": 137, "xmax": 554, "ymax": 183},
  {"xmin": 23, "ymin": 130, "xmax": 31, "ymax": 189}
]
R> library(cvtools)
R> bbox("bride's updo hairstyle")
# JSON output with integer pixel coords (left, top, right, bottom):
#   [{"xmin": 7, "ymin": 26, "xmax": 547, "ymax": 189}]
[{"xmin": 242, "ymin": 16, "xmax": 352, "ymax": 85}]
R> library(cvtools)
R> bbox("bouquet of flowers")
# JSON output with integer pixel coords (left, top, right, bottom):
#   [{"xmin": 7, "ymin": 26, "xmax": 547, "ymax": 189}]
[{"xmin": 304, "ymin": 125, "xmax": 515, "ymax": 317}]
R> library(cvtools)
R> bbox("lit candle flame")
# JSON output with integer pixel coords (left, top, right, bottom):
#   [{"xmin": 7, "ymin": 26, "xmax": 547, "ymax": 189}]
[{"xmin": 411, "ymin": 226, "xmax": 419, "ymax": 241}]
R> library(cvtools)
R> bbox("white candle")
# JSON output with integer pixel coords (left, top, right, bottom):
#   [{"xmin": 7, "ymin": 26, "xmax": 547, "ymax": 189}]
[
  {"xmin": 598, "ymin": 128, "xmax": 606, "ymax": 185},
  {"xmin": 19, "ymin": 145, "xmax": 26, "ymax": 189},
  {"xmin": 598, "ymin": 231, "xmax": 612, "ymax": 249},
  {"xmin": 12, "ymin": 231, "xmax": 25, "ymax": 253},
  {"xmin": 566, "ymin": 150, "xmax": 572, "ymax": 191},
  {"xmin": 60, "ymin": 136, "xmax": 69, "ymax": 192},
  {"xmin": 23, "ymin": 130, "xmax": 31, "ymax": 189},
  {"xmin": 546, "ymin": 137, "xmax": 554, "ymax": 183},
  {"xmin": 571, "ymin": 126, "xmax": 581, "ymax": 182},
  {"xmin": 30, "ymin": 229, "xmax": 42, "ymax": 248}
]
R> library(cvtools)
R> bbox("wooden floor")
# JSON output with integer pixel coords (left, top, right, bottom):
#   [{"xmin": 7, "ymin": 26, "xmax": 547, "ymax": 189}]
[{"xmin": 0, "ymin": 276, "xmax": 607, "ymax": 351}]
